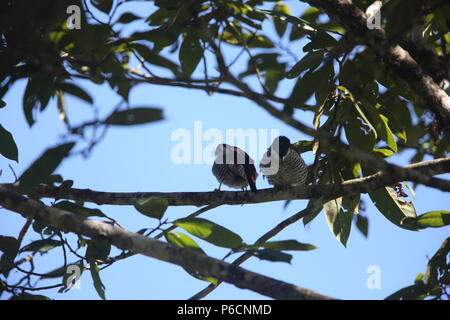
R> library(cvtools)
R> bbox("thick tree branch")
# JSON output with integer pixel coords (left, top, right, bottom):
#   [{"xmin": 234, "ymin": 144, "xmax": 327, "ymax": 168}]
[
  {"xmin": 9, "ymin": 158, "xmax": 449, "ymax": 207},
  {"xmin": 0, "ymin": 186, "xmax": 333, "ymax": 300},
  {"xmin": 301, "ymin": 0, "xmax": 450, "ymax": 128}
]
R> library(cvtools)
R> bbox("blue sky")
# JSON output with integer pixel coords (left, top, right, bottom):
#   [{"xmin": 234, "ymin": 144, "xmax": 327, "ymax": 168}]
[{"xmin": 0, "ymin": 0, "xmax": 449, "ymax": 300}]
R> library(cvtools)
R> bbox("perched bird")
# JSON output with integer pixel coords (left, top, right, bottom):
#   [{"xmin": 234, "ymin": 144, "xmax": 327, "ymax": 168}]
[
  {"xmin": 212, "ymin": 144, "xmax": 257, "ymax": 192},
  {"xmin": 260, "ymin": 136, "xmax": 307, "ymax": 189}
]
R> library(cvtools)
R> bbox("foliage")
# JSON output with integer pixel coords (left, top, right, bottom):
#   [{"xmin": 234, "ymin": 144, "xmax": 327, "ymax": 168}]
[{"xmin": 0, "ymin": 0, "xmax": 449, "ymax": 300}]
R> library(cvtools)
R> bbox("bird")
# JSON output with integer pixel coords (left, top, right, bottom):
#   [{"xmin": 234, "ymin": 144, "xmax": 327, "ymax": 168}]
[
  {"xmin": 212, "ymin": 143, "xmax": 257, "ymax": 192},
  {"xmin": 260, "ymin": 136, "xmax": 307, "ymax": 189}
]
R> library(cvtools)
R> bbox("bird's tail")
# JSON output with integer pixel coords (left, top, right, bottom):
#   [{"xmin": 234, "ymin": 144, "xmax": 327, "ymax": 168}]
[{"xmin": 244, "ymin": 165, "xmax": 257, "ymax": 192}]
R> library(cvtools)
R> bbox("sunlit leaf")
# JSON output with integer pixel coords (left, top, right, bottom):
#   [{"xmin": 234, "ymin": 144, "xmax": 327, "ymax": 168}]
[
  {"xmin": 174, "ymin": 218, "xmax": 243, "ymax": 249},
  {"xmin": 379, "ymin": 114, "xmax": 398, "ymax": 153},
  {"xmin": 402, "ymin": 210, "xmax": 450, "ymax": 229},
  {"xmin": 324, "ymin": 198, "xmax": 352, "ymax": 247},
  {"xmin": 272, "ymin": 2, "xmax": 290, "ymax": 37},
  {"xmin": 165, "ymin": 232, "xmax": 218, "ymax": 285}
]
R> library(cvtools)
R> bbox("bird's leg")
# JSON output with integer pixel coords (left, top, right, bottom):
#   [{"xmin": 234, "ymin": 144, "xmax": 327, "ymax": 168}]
[{"xmin": 214, "ymin": 181, "xmax": 223, "ymax": 192}]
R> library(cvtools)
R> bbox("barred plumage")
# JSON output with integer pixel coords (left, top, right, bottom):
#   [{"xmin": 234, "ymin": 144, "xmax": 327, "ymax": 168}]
[
  {"xmin": 260, "ymin": 136, "xmax": 307, "ymax": 188},
  {"xmin": 212, "ymin": 144, "xmax": 257, "ymax": 192}
]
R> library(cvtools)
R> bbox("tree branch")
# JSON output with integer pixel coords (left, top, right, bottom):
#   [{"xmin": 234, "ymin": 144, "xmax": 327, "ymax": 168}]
[
  {"xmin": 127, "ymin": 68, "xmax": 287, "ymax": 104},
  {"xmin": 8, "ymin": 158, "xmax": 449, "ymax": 208},
  {"xmin": 0, "ymin": 186, "xmax": 333, "ymax": 300}
]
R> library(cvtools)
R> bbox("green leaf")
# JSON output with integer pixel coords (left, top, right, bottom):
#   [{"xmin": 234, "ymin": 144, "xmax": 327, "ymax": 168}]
[
  {"xmin": 313, "ymin": 61, "xmax": 334, "ymax": 103},
  {"xmin": 0, "ymin": 236, "xmax": 19, "ymax": 259},
  {"xmin": 90, "ymin": 261, "xmax": 106, "ymax": 300},
  {"xmin": 116, "ymin": 12, "xmax": 141, "ymax": 24},
  {"xmin": 86, "ymin": 240, "xmax": 111, "ymax": 261},
  {"xmin": 131, "ymin": 43, "xmax": 180, "ymax": 75},
  {"xmin": 256, "ymin": 240, "xmax": 316, "ymax": 251},
  {"xmin": 306, "ymin": 31, "xmax": 338, "ymax": 50},
  {"xmin": 364, "ymin": 172, "xmax": 417, "ymax": 230},
  {"xmin": 286, "ymin": 50, "xmax": 324, "ymax": 79},
  {"xmin": 355, "ymin": 214, "xmax": 369, "ymax": 238},
  {"xmin": 90, "ymin": 0, "xmax": 113, "ymax": 14},
  {"xmin": 342, "ymin": 194, "xmax": 360, "ymax": 215},
  {"xmin": 32, "ymin": 220, "xmax": 47, "ymax": 234},
  {"xmin": 57, "ymin": 83, "xmax": 93, "ymax": 105},
  {"xmin": 104, "ymin": 107, "xmax": 163, "ymax": 126},
  {"xmin": 373, "ymin": 148, "xmax": 394, "ymax": 157},
  {"xmin": 402, "ymin": 210, "xmax": 450, "ymax": 229},
  {"xmin": 251, "ymin": 249, "xmax": 292, "ymax": 263},
  {"xmin": 385, "ymin": 284, "xmax": 429, "ymax": 300},
  {"xmin": 352, "ymin": 103, "xmax": 377, "ymax": 140},
  {"xmin": 19, "ymin": 239, "xmax": 62, "ymax": 253},
  {"xmin": 10, "ymin": 293, "xmax": 51, "ymax": 300},
  {"xmin": 303, "ymin": 202, "xmax": 323, "ymax": 226},
  {"xmin": 324, "ymin": 199, "xmax": 352, "ymax": 247},
  {"xmin": 0, "ymin": 124, "xmax": 18, "ymax": 162},
  {"xmin": 379, "ymin": 114, "xmax": 398, "ymax": 153},
  {"xmin": 40, "ymin": 265, "xmax": 66, "ymax": 279},
  {"xmin": 179, "ymin": 33, "xmax": 203, "ymax": 76},
  {"xmin": 272, "ymin": 2, "xmax": 290, "ymax": 37},
  {"xmin": 17, "ymin": 142, "xmax": 75, "ymax": 193},
  {"xmin": 0, "ymin": 99, "xmax": 6, "ymax": 108},
  {"xmin": 165, "ymin": 232, "xmax": 205, "ymax": 253},
  {"xmin": 165, "ymin": 232, "xmax": 217, "ymax": 285},
  {"xmin": 344, "ymin": 117, "xmax": 375, "ymax": 152},
  {"xmin": 53, "ymin": 201, "xmax": 106, "ymax": 218},
  {"xmin": 174, "ymin": 218, "xmax": 243, "ymax": 249},
  {"xmin": 134, "ymin": 198, "xmax": 168, "ymax": 220},
  {"xmin": 284, "ymin": 70, "xmax": 316, "ymax": 112},
  {"xmin": 256, "ymin": 9, "xmax": 318, "ymax": 33}
]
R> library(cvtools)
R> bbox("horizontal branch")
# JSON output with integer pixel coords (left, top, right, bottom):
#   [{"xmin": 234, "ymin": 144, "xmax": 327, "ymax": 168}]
[
  {"xmin": 6, "ymin": 158, "xmax": 449, "ymax": 207},
  {"xmin": 0, "ymin": 186, "xmax": 333, "ymax": 300},
  {"xmin": 127, "ymin": 68, "xmax": 287, "ymax": 104}
]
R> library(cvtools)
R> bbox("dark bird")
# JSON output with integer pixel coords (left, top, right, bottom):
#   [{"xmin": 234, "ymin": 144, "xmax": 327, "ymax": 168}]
[
  {"xmin": 212, "ymin": 144, "xmax": 257, "ymax": 192},
  {"xmin": 260, "ymin": 136, "xmax": 307, "ymax": 189}
]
